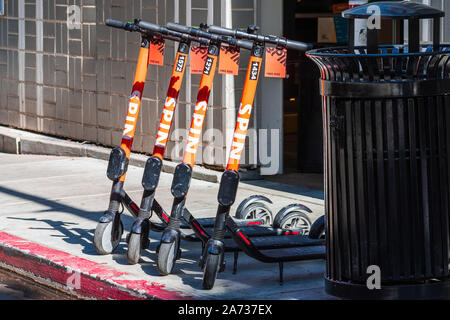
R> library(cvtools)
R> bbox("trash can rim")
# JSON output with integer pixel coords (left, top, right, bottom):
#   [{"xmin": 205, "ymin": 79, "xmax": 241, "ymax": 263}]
[{"xmin": 306, "ymin": 44, "xmax": 450, "ymax": 58}]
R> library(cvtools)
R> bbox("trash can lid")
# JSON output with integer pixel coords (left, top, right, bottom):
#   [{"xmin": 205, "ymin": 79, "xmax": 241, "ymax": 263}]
[{"xmin": 342, "ymin": 1, "xmax": 444, "ymax": 20}]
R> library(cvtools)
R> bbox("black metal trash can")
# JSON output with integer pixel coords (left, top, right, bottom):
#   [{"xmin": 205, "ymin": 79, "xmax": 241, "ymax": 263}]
[{"xmin": 307, "ymin": 1, "xmax": 450, "ymax": 299}]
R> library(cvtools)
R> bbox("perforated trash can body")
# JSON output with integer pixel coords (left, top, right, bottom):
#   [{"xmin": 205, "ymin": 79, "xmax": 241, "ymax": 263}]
[{"xmin": 307, "ymin": 1, "xmax": 450, "ymax": 299}]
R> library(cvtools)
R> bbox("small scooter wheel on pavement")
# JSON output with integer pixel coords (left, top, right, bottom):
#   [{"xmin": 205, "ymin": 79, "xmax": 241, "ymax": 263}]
[
  {"xmin": 309, "ymin": 215, "xmax": 325, "ymax": 239},
  {"xmin": 235, "ymin": 202, "xmax": 273, "ymax": 225},
  {"xmin": 127, "ymin": 232, "xmax": 143, "ymax": 265},
  {"xmin": 202, "ymin": 253, "xmax": 220, "ymax": 290},
  {"xmin": 157, "ymin": 241, "xmax": 178, "ymax": 276},
  {"xmin": 274, "ymin": 205, "xmax": 312, "ymax": 235},
  {"xmin": 93, "ymin": 220, "xmax": 123, "ymax": 255}
]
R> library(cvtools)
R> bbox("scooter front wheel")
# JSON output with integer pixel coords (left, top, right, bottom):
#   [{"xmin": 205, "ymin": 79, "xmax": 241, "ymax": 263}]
[
  {"xmin": 202, "ymin": 253, "xmax": 220, "ymax": 290},
  {"xmin": 93, "ymin": 220, "xmax": 123, "ymax": 255},
  {"xmin": 157, "ymin": 241, "xmax": 178, "ymax": 275},
  {"xmin": 127, "ymin": 232, "xmax": 143, "ymax": 265},
  {"xmin": 309, "ymin": 215, "xmax": 325, "ymax": 239}
]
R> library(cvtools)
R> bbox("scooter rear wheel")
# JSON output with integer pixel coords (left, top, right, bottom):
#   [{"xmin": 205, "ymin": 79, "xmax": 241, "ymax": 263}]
[
  {"xmin": 274, "ymin": 209, "xmax": 311, "ymax": 235},
  {"xmin": 235, "ymin": 202, "xmax": 273, "ymax": 225},
  {"xmin": 202, "ymin": 253, "xmax": 220, "ymax": 290},
  {"xmin": 93, "ymin": 220, "xmax": 123, "ymax": 255},
  {"xmin": 157, "ymin": 241, "xmax": 178, "ymax": 275},
  {"xmin": 127, "ymin": 232, "xmax": 143, "ymax": 265}
]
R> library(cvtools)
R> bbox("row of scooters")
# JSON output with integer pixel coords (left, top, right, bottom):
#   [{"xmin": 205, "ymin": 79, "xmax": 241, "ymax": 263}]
[{"xmin": 93, "ymin": 19, "xmax": 326, "ymax": 290}]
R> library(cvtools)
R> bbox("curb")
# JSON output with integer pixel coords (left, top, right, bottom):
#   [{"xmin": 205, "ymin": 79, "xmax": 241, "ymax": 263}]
[
  {"xmin": 0, "ymin": 232, "xmax": 193, "ymax": 300},
  {"xmin": 0, "ymin": 125, "xmax": 261, "ymax": 183}
]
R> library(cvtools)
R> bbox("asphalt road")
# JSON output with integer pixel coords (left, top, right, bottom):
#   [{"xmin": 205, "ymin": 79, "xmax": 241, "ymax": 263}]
[{"xmin": 0, "ymin": 267, "xmax": 75, "ymax": 300}]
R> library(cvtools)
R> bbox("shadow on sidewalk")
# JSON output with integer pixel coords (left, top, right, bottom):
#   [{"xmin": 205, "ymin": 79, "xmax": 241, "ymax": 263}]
[
  {"xmin": 0, "ymin": 185, "xmax": 133, "ymax": 257},
  {"xmin": 0, "ymin": 185, "xmax": 105, "ymax": 218},
  {"xmin": 0, "ymin": 185, "xmax": 202, "ymax": 274},
  {"xmin": 7, "ymin": 216, "xmax": 100, "ymax": 255}
]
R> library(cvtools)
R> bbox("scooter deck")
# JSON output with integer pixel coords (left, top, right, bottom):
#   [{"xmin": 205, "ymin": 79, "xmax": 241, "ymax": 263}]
[
  {"xmin": 259, "ymin": 245, "xmax": 326, "ymax": 262},
  {"xmin": 181, "ymin": 217, "xmax": 264, "ymax": 229},
  {"xmin": 223, "ymin": 234, "xmax": 324, "ymax": 252},
  {"xmin": 204, "ymin": 226, "xmax": 294, "ymax": 238},
  {"xmin": 150, "ymin": 217, "xmax": 317, "ymax": 253},
  {"xmin": 226, "ymin": 218, "xmax": 326, "ymax": 263},
  {"xmin": 150, "ymin": 221, "xmax": 300, "ymax": 240}
]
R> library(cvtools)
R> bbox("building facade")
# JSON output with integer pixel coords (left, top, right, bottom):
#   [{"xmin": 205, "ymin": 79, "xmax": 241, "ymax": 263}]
[
  {"xmin": 0, "ymin": 0, "xmax": 282, "ymax": 171},
  {"xmin": 0, "ymin": 0, "xmax": 449, "ymax": 175}
]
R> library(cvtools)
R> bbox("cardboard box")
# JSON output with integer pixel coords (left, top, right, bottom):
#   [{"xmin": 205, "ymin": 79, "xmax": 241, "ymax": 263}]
[
  {"xmin": 318, "ymin": 18, "xmax": 337, "ymax": 43},
  {"xmin": 317, "ymin": 17, "xmax": 349, "ymax": 43}
]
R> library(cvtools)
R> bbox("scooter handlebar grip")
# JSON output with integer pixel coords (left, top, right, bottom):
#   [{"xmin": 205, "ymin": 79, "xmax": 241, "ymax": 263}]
[
  {"xmin": 207, "ymin": 25, "xmax": 235, "ymax": 37},
  {"xmin": 286, "ymin": 39, "xmax": 312, "ymax": 51},
  {"xmin": 138, "ymin": 20, "xmax": 162, "ymax": 33},
  {"xmin": 166, "ymin": 22, "xmax": 191, "ymax": 34},
  {"xmin": 105, "ymin": 19, "xmax": 127, "ymax": 29}
]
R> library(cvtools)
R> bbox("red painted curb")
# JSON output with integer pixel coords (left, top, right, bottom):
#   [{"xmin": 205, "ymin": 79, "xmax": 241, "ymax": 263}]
[{"xmin": 0, "ymin": 232, "xmax": 193, "ymax": 300}]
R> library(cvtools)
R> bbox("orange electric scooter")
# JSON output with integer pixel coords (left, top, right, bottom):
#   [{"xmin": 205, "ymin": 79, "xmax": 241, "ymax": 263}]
[
  {"xmin": 123, "ymin": 21, "xmax": 194, "ymax": 263},
  {"xmin": 154, "ymin": 23, "xmax": 228, "ymax": 275},
  {"xmin": 201, "ymin": 24, "xmax": 326, "ymax": 289},
  {"xmin": 93, "ymin": 19, "xmax": 157, "ymax": 255},
  {"xmin": 93, "ymin": 19, "xmax": 225, "ymax": 255},
  {"xmin": 94, "ymin": 19, "xmax": 264, "ymax": 258}
]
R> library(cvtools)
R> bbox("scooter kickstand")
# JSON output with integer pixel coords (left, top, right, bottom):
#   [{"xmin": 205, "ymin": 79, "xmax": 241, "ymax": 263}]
[
  {"xmin": 233, "ymin": 251, "xmax": 239, "ymax": 275},
  {"xmin": 279, "ymin": 262, "xmax": 284, "ymax": 286}
]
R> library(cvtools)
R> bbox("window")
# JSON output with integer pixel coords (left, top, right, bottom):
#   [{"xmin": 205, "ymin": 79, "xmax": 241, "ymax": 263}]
[{"xmin": 0, "ymin": 0, "xmax": 4, "ymax": 16}]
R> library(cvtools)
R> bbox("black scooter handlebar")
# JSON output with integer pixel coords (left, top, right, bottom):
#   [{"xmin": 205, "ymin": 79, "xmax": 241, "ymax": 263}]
[
  {"xmin": 139, "ymin": 20, "xmax": 208, "ymax": 47},
  {"xmin": 105, "ymin": 19, "xmax": 139, "ymax": 32},
  {"xmin": 208, "ymin": 24, "xmax": 312, "ymax": 51},
  {"xmin": 106, "ymin": 19, "xmax": 200, "ymax": 45},
  {"xmin": 105, "ymin": 19, "xmax": 127, "ymax": 29},
  {"xmin": 207, "ymin": 24, "xmax": 236, "ymax": 37},
  {"xmin": 166, "ymin": 22, "xmax": 253, "ymax": 50},
  {"xmin": 138, "ymin": 20, "xmax": 163, "ymax": 34},
  {"xmin": 166, "ymin": 22, "xmax": 193, "ymax": 35}
]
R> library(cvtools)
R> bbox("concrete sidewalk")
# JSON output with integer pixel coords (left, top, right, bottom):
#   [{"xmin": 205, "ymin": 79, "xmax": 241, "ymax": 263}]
[{"xmin": 0, "ymin": 152, "xmax": 330, "ymax": 300}]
